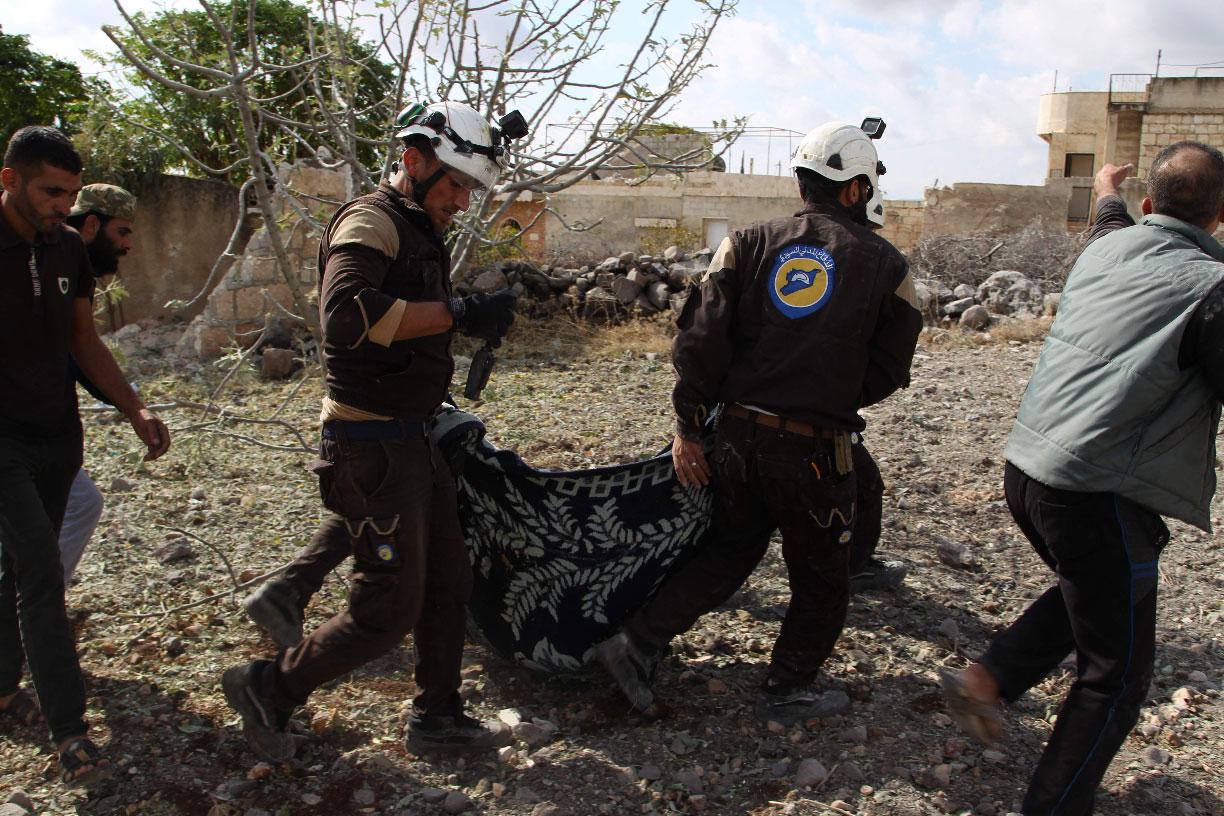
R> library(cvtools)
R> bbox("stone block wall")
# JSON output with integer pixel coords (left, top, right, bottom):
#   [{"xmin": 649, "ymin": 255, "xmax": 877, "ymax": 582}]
[
  {"xmin": 177, "ymin": 164, "xmax": 344, "ymax": 359},
  {"xmin": 922, "ymin": 182, "xmax": 1068, "ymax": 238},
  {"xmin": 879, "ymin": 200, "xmax": 924, "ymax": 252},
  {"xmin": 1138, "ymin": 112, "xmax": 1224, "ymax": 177},
  {"xmin": 544, "ymin": 172, "xmax": 797, "ymax": 259}
]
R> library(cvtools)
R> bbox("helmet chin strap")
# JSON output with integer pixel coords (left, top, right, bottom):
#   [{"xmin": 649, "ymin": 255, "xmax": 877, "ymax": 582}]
[{"xmin": 411, "ymin": 166, "xmax": 449, "ymax": 206}]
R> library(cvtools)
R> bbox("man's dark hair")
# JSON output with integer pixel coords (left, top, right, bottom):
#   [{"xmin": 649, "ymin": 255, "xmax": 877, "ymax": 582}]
[
  {"xmin": 65, "ymin": 212, "xmax": 110, "ymax": 232},
  {"xmin": 3, "ymin": 125, "xmax": 83, "ymax": 176},
  {"xmin": 795, "ymin": 167, "xmax": 860, "ymax": 208},
  {"xmin": 401, "ymin": 133, "xmax": 438, "ymax": 163},
  {"xmin": 1147, "ymin": 141, "xmax": 1224, "ymax": 229}
]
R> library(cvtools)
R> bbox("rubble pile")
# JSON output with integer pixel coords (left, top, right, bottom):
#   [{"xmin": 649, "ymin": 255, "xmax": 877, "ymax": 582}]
[
  {"xmin": 908, "ymin": 226, "xmax": 1084, "ymax": 291},
  {"xmin": 458, "ymin": 245, "xmax": 713, "ymax": 321},
  {"xmin": 914, "ymin": 269, "xmax": 1060, "ymax": 331}
]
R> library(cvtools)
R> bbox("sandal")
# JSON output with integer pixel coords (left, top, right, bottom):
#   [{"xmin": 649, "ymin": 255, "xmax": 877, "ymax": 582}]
[
  {"xmin": 0, "ymin": 688, "xmax": 43, "ymax": 727},
  {"xmin": 939, "ymin": 668, "xmax": 1001, "ymax": 745},
  {"xmin": 58, "ymin": 737, "xmax": 113, "ymax": 786}
]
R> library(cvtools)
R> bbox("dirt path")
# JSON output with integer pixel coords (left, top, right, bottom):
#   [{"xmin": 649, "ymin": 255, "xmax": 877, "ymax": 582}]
[{"xmin": 1, "ymin": 322, "xmax": 1219, "ymax": 816}]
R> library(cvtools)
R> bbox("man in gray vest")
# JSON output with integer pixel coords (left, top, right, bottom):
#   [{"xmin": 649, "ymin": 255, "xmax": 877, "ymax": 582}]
[{"xmin": 943, "ymin": 142, "xmax": 1224, "ymax": 816}]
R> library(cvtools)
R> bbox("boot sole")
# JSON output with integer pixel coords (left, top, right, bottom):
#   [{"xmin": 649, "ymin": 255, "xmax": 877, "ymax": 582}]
[
  {"xmin": 405, "ymin": 725, "xmax": 513, "ymax": 755},
  {"xmin": 755, "ymin": 689, "xmax": 851, "ymax": 727},
  {"xmin": 222, "ymin": 666, "xmax": 296, "ymax": 763},
  {"xmin": 594, "ymin": 636, "xmax": 656, "ymax": 713},
  {"xmin": 243, "ymin": 591, "xmax": 303, "ymax": 649}
]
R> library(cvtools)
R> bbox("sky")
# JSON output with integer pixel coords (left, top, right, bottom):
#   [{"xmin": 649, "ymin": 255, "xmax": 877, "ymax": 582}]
[{"xmin": 6, "ymin": 0, "xmax": 1224, "ymax": 199}]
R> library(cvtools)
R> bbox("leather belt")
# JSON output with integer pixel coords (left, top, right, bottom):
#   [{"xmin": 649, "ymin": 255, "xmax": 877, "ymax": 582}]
[
  {"xmin": 724, "ymin": 404, "xmax": 835, "ymax": 439},
  {"xmin": 322, "ymin": 419, "xmax": 427, "ymax": 441}
]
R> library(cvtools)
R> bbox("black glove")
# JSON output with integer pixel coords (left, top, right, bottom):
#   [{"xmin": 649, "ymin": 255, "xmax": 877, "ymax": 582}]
[{"xmin": 450, "ymin": 289, "xmax": 516, "ymax": 340}]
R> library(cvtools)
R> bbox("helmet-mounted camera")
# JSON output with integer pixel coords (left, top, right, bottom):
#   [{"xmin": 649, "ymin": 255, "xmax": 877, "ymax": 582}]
[
  {"xmin": 859, "ymin": 117, "xmax": 886, "ymax": 140},
  {"xmin": 398, "ymin": 104, "xmax": 529, "ymax": 162},
  {"xmin": 860, "ymin": 117, "xmax": 887, "ymax": 177}
]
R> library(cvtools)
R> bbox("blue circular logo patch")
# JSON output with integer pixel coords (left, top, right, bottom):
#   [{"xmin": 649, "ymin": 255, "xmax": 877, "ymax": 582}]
[
  {"xmin": 376, "ymin": 543, "xmax": 395, "ymax": 562},
  {"xmin": 768, "ymin": 244, "xmax": 836, "ymax": 319}
]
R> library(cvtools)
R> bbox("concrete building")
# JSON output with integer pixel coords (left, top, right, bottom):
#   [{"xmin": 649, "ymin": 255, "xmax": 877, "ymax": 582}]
[{"xmin": 1038, "ymin": 75, "xmax": 1224, "ymax": 225}]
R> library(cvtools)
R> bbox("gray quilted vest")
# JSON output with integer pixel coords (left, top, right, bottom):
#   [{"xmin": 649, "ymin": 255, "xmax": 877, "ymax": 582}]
[{"xmin": 1005, "ymin": 214, "xmax": 1224, "ymax": 531}]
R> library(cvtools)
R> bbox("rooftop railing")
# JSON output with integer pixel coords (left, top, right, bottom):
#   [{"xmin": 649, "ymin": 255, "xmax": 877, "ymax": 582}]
[{"xmin": 1109, "ymin": 73, "xmax": 1151, "ymax": 106}]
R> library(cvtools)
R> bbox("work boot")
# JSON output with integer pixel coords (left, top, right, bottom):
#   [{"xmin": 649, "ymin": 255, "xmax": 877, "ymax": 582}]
[
  {"xmin": 221, "ymin": 661, "xmax": 296, "ymax": 762},
  {"xmin": 754, "ymin": 680, "xmax": 850, "ymax": 727},
  {"xmin": 594, "ymin": 631, "xmax": 658, "ymax": 714},
  {"xmin": 243, "ymin": 578, "xmax": 304, "ymax": 648},
  {"xmin": 849, "ymin": 557, "xmax": 909, "ymax": 594},
  {"xmin": 405, "ymin": 709, "xmax": 512, "ymax": 755}
]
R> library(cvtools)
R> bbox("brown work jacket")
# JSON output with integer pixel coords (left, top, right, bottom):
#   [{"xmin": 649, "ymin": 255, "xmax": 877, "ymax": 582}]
[
  {"xmin": 672, "ymin": 201, "xmax": 921, "ymax": 438},
  {"xmin": 317, "ymin": 184, "xmax": 454, "ymax": 420}
]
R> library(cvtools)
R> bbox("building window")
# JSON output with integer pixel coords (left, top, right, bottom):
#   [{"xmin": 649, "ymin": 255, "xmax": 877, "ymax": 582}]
[
  {"xmin": 702, "ymin": 218, "xmax": 729, "ymax": 250},
  {"xmin": 1064, "ymin": 153, "xmax": 1094, "ymax": 178},
  {"xmin": 1068, "ymin": 187, "xmax": 1092, "ymax": 222}
]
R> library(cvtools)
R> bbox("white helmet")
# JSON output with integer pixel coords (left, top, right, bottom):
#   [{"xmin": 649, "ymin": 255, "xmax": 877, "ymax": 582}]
[
  {"xmin": 394, "ymin": 101, "xmax": 527, "ymax": 191},
  {"xmin": 866, "ymin": 185, "xmax": 885, "ymax": 227},
  {"xmin": 792, "ymin": 118, "xmax": 887, "ymax": 225}
]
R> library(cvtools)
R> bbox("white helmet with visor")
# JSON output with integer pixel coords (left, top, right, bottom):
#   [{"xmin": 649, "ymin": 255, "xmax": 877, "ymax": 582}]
[{"xmin": 394, "ymin": 101, "xmax": 528, "ymax": 192}]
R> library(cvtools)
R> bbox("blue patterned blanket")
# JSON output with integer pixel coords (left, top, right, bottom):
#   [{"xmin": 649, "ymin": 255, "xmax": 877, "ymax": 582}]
[{"xmin": 430, "ymin": 408, "xmax": 712, "ymax": 673}]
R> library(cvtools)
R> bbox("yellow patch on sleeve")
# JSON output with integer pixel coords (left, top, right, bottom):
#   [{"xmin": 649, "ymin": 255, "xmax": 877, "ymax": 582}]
[
  {"xmin": 894, "ymin": 270, "xmax": 921, "ymax": 310},
  {"xmin": 330, "ymin": 205, "xmax": 400, "ymax": 259},
  {"xmin": 701, "ymin": 236, "xmax": 737, "ymax": 283},
  {"xmin": 368, "ymin": 299, "xmax": 407, "ymax": 347}
]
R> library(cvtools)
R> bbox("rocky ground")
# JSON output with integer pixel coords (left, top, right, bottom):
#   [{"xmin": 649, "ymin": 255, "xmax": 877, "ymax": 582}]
[{"xmin": 1, "ymin": 316, "xmax": 1221, "ymax": 816}]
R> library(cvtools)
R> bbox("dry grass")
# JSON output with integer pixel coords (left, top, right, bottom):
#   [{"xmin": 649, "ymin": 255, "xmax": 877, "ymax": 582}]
[
  {"xmin": 477, "ymin": 311, "xmax": 676, "ymax": 363},
  {"xmin": 506, "ymin": 311, "xmax": 1049, "ymax": 364},
  {"xmin": 920, "ymin": 316, "xmax": 1051, "ymax": 351},
  {"xmin": 991, "ymin": 315, "xmax": 1054, "ymax": 343}
]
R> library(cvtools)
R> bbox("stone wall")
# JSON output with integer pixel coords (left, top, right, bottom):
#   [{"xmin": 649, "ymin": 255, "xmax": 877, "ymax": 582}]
[
  {"xmin": 1147, "ymin": 77, "xmax": 1224, "ymax": 114},
  {"xmin": 921, "ymin": 182, "xmax": 1069, "ymax": 238},
  {"xmin": 527, "ymin": 173, "xmax": 1085, "ymax": 260},
  {"xmin": 1138, "ymin": 112, "xmax": 1224, "ymax": 177},
  {"xmin": 176, "ymin": 162, "xmax": 348, "ymax": 359},
  {"xmin": 542, "ymin": 171, "xmax": 798, "ymax": 258},
  {"xmin": 611, "ymin": 131, "xmax": 722, "ymax": 175},
  {"xmin": 493, "ymin": 195, "xmax": 548, "ymax": 256},
  {"xmin": 101, "ymin": 174, "xmax": 242, "ymax": 332},
  {"xmin": 1037, "ymin": 91, "xmax": 1111, "ymax": 179},
  {"xmin": 879, "ymin": 200, "xmax": 924, "ymax": 252}
]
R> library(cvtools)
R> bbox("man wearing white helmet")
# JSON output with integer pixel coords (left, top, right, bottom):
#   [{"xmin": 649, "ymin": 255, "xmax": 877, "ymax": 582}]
[
  {"xmin": 597, "ymin": 118, "xmax": 922, "ymax": 725},
  {"xmin": 224, "ymin": 100, "xmax": 522, "ymax": 761}
]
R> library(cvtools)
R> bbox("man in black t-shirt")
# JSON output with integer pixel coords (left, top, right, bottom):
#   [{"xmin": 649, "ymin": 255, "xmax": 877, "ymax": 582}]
[{"xmin": 0, "ymin": 127, "xmax": 169, "ymax": 786}]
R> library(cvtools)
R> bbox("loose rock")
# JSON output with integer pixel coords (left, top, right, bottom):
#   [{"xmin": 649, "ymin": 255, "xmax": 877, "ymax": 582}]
[
  {"xmin": 794, "ymin": 758, "xmax": 829, "ymax": 788},
  {"xmin": 260, "ymin": 348, "xmax": 295, "ymax": 380},
  {"xmin": 960, "ymin": 304, "xmax": 991, "ymax": 330},
  {"xmin": 443, "ymin": 791, "xmax": 472, "ymax": 813},
  {"xmin": 1142, "ymin": 746, "xmax": 1171, "ymax": 767}
]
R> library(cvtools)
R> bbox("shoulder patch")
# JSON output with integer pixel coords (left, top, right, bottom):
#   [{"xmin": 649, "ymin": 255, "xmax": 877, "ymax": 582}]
[
  {"xmin": 767, "ymin": 244, "xmax": 836, "ymax": 318},
  {"xmin": 330, "ymin": 204, "xmax": 400, "ymax": 259},
  {"xmin": 894, "ymin": 269, "xmax": 921, "ymax": 311},
  {"xmin": 701, "ymin": 236, "xmax": 737, "ymax": 283}
]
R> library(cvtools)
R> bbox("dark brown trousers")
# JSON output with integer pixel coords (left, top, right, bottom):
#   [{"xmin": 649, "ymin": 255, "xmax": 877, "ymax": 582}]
[
  {"xmin": 627, "ymin": 413, "xmax": 856, "ymax": 686},
  {"xmin": 266, "ymin": 430, "xmax": 471, "ymax": 715}
]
